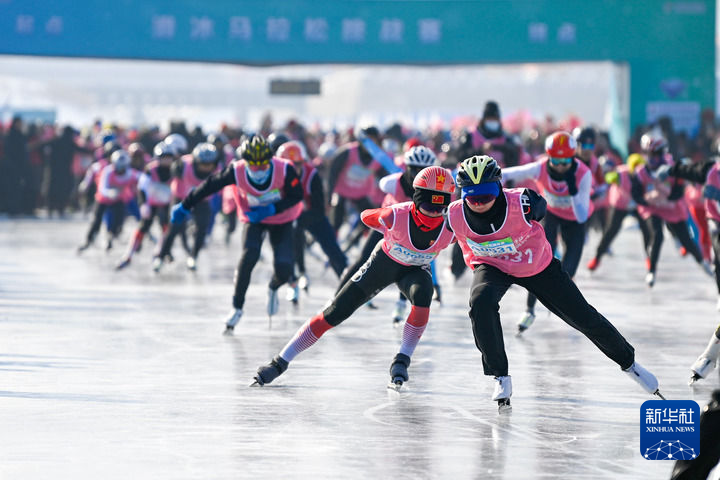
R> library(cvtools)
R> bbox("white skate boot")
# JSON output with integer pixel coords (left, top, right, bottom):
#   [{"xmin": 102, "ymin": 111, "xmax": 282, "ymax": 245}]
[
  {"xmin": 645, "ymin": 272, "xmax": 656, "ymax": 287},
  {"xmin": 286, "ymin": 282, "xmax": 299, "ymax": 305},
  {"xmin": 517, "ymin": 311, "xmax": 535, "ymax": 334},
  {"xmin": 623, "ymin": 361, "xmax": 665, "ymax": 399},
  {"xmin": 492, "ymin": 375, "xmax": 512, "ymax": 412},
  {"xmin": 223, "ymin": 309, "xmax": 243, "ymax": 335},
  {"xmin": 689, "ymin": 334, "xmax": 720, "ymax": 385},
  {"xmin": 392, "ymin": 299, "xmax": 407, "ymax": 326},
  {"xmin": 702, "ymin": 260, "xmax": 714, "ymax": 277}
]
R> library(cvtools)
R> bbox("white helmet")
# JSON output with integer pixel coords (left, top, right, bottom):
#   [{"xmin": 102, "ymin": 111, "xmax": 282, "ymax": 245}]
[
  {"xmin": 404, "ymin": 145, "xmax": 438, "ymax": 168},
  {"xmin": 164, "ymin": 133, "xmax": 188, "ymax": 156},
  {"xmin": 111, "ymin": 150, "xmax": 131, "ymax": 170},
  {"xmin": 153, "ymin": 141, "xmax": 175, "ymax": 158}
]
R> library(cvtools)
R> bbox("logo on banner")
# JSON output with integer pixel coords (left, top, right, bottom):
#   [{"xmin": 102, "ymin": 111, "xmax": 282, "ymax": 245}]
[{"xmin": 640, "ymin": 400, "xmax": 699, "ymax": 460}]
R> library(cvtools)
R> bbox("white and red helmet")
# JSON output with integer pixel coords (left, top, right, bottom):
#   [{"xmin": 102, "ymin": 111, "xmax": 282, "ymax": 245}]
[
  {"xmin": 545, "ymin": 131, "xmax": 577, "ymax": 158},
  {"xmin": 275, "ymin": 140, "xmax": 308, "ymax": 165},
  {"xmin": 413, "ymin": 166, "xmax": 456, "ymax": 194}
]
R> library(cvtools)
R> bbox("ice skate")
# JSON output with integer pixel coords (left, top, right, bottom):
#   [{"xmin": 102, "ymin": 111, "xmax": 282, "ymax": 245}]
[
  {"xmin": 623, "ymin": 361, "xmax": 665, "ymax": 399},
  {"xmin": 492, "ymin": 375, "xmax": 512, "ymax": 412},
  {"xmin": 387, "ymin": 353, "xmax": 411, "ymax": 391},
  {"xmin": 645, "ymin": 272, "xmax": 655, "ymax": 288},
  {"xmin": 702, "ymin": 260, "xmax": 714, "ymax": 277},
  {"xmin": 688, "ymin": 334, "xmax": 720, "ymax": 385},
  {"xmin": 186, "ymin": 256, "xmax": 196, "ymax": 271},
  {"xmin": 77, "ymin": 242, "xmax": 91, "ymax": 254},
  {"xmin": 223, "ymin": 308, "xmax": 243, "ymax": 335},
  {"xmin": 267, "ymin": 288, "xmax": 279, "ymax": 318},
  {"xmin": 286, "ymin": 282, "xmax": 299, "ymax": 305},
  {"xmin": 365, "ymin": 300, "xmax": 378, "ymax": 310},
  {"xmin": 152, "ymin": 256, "xmax": 163, "ymax": 273},
  {"xmin": 105, "ymin": 239, "xmax": 113, "ymax": 251},
  {"xmin": 115, "ymin": 257, "xmax": 131, "ymax": 271},
  {"xmin": 298, "ymin": 274, "xmax": 310, "ymax": 292},
  {"xmin": 391, "ymin": 299, "xmax": 407, "ymax": 326},
  {"xmin": 517, "ymin": 311, "xmax": 535, "ymax": 334},
  {"xmin": 251, "ymin": 355, "xmax": 288, "ymax": 386}
]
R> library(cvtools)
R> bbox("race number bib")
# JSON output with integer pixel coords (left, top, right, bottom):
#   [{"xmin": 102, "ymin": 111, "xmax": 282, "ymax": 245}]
[
  {"xmin": 387, "ymin": 243, "xmax": 437, "ymax": 266},
  {"xmin": 246, "ymin": 188, "xmax": 282, "ymax": 207},
  {"xmin": 148, "ymin": 183, "xmax": 172, "ymax": 204},
  {"xmin": 545, "ymin": 191, "xmax": 572, "ymax": 208},
  {"xmin": 466, "ymin": 236, "xmax": 518, "ymax": 258},
  {"xmin": 346, "ymin": 164, "xmax": 371, "ymax": 185}
]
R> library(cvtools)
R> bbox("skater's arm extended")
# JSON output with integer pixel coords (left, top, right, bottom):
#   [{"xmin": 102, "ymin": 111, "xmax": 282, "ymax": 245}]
[
  {"xmin": 272, "ymin": 164, "xmax": 303, "ymax": 214},
  {"xmin": 501, "ymin": 160, "xmax": 542, "ymax": 184},
  {"xmin": 181, "ymin": 164, "xmax": 236, "ymax": 209},
  {"xmin": 667, "ymin": 159, "xmax": 714, "ymax": 184},
  {"xmin": 360, "ymin": 206, "xmax": 394, "ymax": 232},
  {"xmin": 327, "ymin": 148, "xmax": 350, "ymax": 200},
  {"xmin": 569, "ymin": 171, "xmax": 592, "ymax": 223}
]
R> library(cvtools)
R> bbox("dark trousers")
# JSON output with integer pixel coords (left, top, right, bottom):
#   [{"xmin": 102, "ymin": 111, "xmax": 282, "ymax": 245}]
[
  {"xmin": 85, "ymin": 201, "xmax": 126, "ymax": 244},
  {"xmin": 158, "ymin": 201, "xmax": 211, "ymax": 260},
  {"xmin": 294, "ymin": 213, "xmax": 348, "ymax": 278},
  {"xmin": 644, "ymin": 215, "xmax": 703, "ymax": 274},
  {"xmin": 470, "ymin": 258, "xmax": 635, "ymax": 377},
  {"xmin": 710, "ymin": 220, "xmax": 720, "ymax": 294},
  {"xmin": 329, "ymin": 195, "xmax": 374, "ymax": 234},
  {"xmin": 138, "ymin": 205, "xmax": 169, "ymax": 235},
  {"xmin": 527, "ymin": 212, "xmax": 585, "ymax": 312},
  {"xmin": 232, "ymin": 221, "xmax": 294, "ymax": 309},
  {"xmin": 594, "ymin": 208, "xmax": 651, "ymax": 262},
  {"xmin": 324, "ymin": 246, "xmax": 433, "ymax": 326}
]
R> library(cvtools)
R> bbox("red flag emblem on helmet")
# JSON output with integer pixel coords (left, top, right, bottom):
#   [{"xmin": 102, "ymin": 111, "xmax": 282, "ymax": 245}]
[
  {"xmin": 431, "ymin": 194, "xmax": 443, "ymax": 204},
  {"xmin": 436, "ymin": 173, "xmax": 445, "ymax": 185}
]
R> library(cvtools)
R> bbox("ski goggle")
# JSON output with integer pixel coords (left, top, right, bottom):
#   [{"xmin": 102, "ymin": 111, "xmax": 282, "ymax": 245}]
[
  {"xmin": 247, "ymin": 161, "xmax": 271, "ymax": 171},
  {"xmin": 580, "ymin": 143, "xmax": 595, "ymax": 150},
  {"xmin": 464, "ymin": 194, "xmax": 497, "ymax": 206},
  {"xmin": 418, "ymin": 202, "xmax": 446, "ymax": 214},
  {"xmin": 549, "ymin": 157, "xmax": 573, "ymax": 166}
]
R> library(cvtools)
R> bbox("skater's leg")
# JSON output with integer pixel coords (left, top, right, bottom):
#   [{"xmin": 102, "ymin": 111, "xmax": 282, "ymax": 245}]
[
  {"xmin": 526, "ymin": 212, "xmax": 560, "ymax": 312},
  {"xmin": 645, "ymin": 215, "xmax": 664, "ymax": 274},
  {"xmin": 267, "ymin": 222, "xmax": 294, "ymax": 291},
  {"xmin": 189, "ymin": 201, "xmax": 211, "ymax": 259},
  {"xmin": 518, "ymin": 258, "xmax": 635, "ymax": 369},
  {"xmin": 559, "ymin": 219, "xmax": 585, "ymax": 277},
  {"xmin": 396, "ymin": 267, "xmax": 433, "ymax": 357},
  {"xmin": 307, "ymin": 216, "xmax": 348, "ymax": 278},
  {"xmin": 469, "ymin": 264, "xmax": 514, "ymax": 377},
  {"xmin": 666, "ymin": 219, "xmax": 704, "ymax": 264},
  {"xmin": 593, "ymin": 208, "xmax": 627, "ymax": 263},
  {"xmin": 82, "ymin": 203, "xmax": 108, "ymax": 246},
  {"xmin": 293, "ymin": 221, "xmax": 307, "ymax": 277},
  {"xmin": 232, "ymin": 223, "xmax": 265, "ymax": 309},
  {"xmin": 329, "ymin": 194, "xmax": 346, "ymax": 234}
]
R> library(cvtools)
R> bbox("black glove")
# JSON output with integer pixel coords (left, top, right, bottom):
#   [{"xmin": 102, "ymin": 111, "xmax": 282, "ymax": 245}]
[{"xmin": 564, "ymin": 168, "xmax": 578, "ymax": 196}]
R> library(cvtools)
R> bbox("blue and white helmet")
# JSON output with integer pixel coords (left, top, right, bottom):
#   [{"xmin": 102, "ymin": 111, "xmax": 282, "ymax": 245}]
[
  {"xmin": 404, "ymin": 145, "xmax": 438, "ymax": 168},
  {"xmin": 192, "ymin": 142, "xmax": 218, "ymax": 164},
  {"xmin": 111, "ymin": 150, "xmax": 131, "ymax": 170},
  {"xmin": 164, "ymin": 133, "xmax": 188, "ymax": 156}
]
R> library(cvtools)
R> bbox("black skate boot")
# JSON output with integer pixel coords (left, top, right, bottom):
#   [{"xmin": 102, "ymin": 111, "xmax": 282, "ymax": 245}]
[
  {"xmin": 251, "ymin": 355, "xmax": 289, "ymax": 386},
  {"xmin": 388, "ymin": 353, "xmax": 411, "ymax": 391}
]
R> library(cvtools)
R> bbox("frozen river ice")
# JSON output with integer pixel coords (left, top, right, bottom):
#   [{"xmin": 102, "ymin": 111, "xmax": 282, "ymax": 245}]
[{"xmin": 1, "ymin": 215, "xmax": 719, "ymax": 479}]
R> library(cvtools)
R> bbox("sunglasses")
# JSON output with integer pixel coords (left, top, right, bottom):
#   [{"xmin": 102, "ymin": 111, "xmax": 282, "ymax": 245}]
[
  {"xmin": 464, "ymin": 194, "xmax": 497, "ymax": 206},
  {"xmin": 247, "ymin": 162, "xmax": 270, "ymax": 171},
  {"xmin": 581, "ymin": 143, "xmax": 595, "ymax": 150},
  {"xmin": 419, "ymin": 202, "xmax": 446, "ymax": 214},
  {"xmin": 549, "ymin": 157, "xmax": 573, "ymax": 166}
]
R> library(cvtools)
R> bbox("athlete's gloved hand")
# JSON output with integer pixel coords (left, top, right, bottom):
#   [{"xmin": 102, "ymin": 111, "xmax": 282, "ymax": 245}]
[
  {"xmin": 246, "ymin": 204, "xmax": 276, "ymax": 223},
  {"xmin": 564, "ymin": 169, "xmax": 578, "ymax": 196},
  {"xmin": 170, "ymin": 202, "xmax": 191, "ymax": 224},
  {"xmin": 140, "ymin": 203, "xmax": 152, "ymax": 220},
  {"xmin": 654, "ymin": 164, "xmax": 671, "ymax": 181},
  {"xmin": 702, "ymin": 184, "xmax": 720, "ymax": 201}
]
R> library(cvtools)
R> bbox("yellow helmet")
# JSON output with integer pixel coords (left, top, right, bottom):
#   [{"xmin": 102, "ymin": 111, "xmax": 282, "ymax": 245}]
[{"xmin": 626, "ymin": 153, "xmax": 646, "ymax": 174}]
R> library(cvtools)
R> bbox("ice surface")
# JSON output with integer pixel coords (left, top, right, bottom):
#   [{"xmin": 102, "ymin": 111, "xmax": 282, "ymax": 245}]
[{"xmin": 1, "ymin": 216, "xmax": 719, "ymax": 479}]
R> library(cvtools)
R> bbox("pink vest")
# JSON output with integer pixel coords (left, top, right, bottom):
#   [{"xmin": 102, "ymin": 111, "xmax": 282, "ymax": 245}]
[
  {"xmin": 171, "ymin": 156, "xmax": 216, "ymax": 201},
  {"xmin": 381, "ymin": 172, "xmax": 412, "ymax": 208},
  {"xmin": 704, "ymin": 163, "xmax": 720, "ymax": 222},
  {"xmin": 470, "ymin": 130, "xmax": 513, "ymax": 168},
  {"xmin": 232, "ymin": 157, "xmax": 303, "ymax": 225},
  {"xmin": 221, "ymin": 186, "xmax": 237, "ymax": 214},
  {"xmin": 447, "ymin": 189, "xmax": 553, "ymax": 277},
  {"xmin": 378, "ymin": 202, "xmax": 455, "ymax": 266},
  {"xmin": 607, "ymin": 165, "xmax": 633, "ymax": 211},
  {"xmin": 95, "ymin": 165, "xmax": 139, "ymax": 205},
  {"xmin": 535, "ymin": 156, "xmax": 593, "ymax": 221},
  {"xmin": 334, "ymin": 143, "xmax": 381, "ymax": 200},
  {"xmin": 144, "ymin": 161, "xmax": 173, "ymax": 206},
  {"xmin": 635, "ymin": 161, "xmax": 688, "ymax": 223}
]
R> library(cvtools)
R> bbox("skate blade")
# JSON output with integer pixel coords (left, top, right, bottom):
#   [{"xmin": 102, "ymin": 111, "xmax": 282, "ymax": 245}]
[
  {"xmin": 688, "ymin": 374, "xmax": 702, "ymax": 386},
  {"xmin": 387, "ymin": 380, "xmax": 405, "ymax": 392},
  {"xmin": 497, "ymin": 399, "xmax": 512, "ymax": 413},
  {"xmin": 249, "ymin": 378, "xmax": 263, "ymax": 387},
  {"xmin": 222, "ymin": 328, "xmax": 234, "ymax": 336},
  {"xmin": 654, "ymin": 390, "xmax": 667, "ymax": 400}
]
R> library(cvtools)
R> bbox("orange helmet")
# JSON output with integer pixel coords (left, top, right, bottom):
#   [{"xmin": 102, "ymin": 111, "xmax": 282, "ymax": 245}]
[
  {"xmin": 545, "ymin": 131, "xmax": 577, "ymax": 158},
  {"xmin": 413, "ymin": 166, "xmax": 456, "ymax": 194},
  {"xmin": 275, "ymin": 140, "xmax": 307, "ymax": 164}
]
